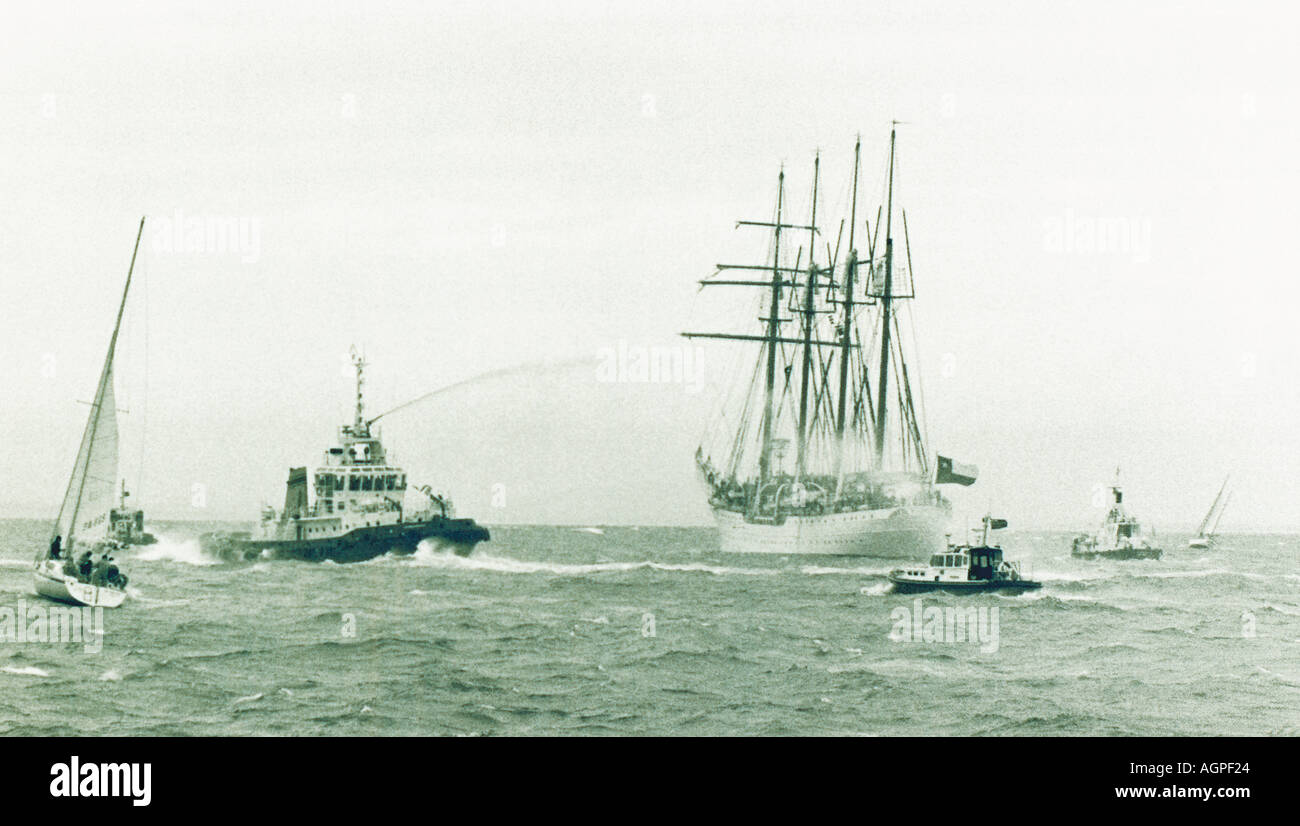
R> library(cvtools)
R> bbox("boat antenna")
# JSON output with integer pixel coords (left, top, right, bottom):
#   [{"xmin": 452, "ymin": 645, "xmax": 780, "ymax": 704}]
[{"xmin": 351, "ymin": 347, "xmax": 367, "ymax": 432}]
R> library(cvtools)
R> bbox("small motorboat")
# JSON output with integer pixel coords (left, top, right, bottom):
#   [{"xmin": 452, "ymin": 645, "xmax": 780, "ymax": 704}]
[{"xmin": 888, "ymin": 515, "xmax": 1040, "ymax": 594}]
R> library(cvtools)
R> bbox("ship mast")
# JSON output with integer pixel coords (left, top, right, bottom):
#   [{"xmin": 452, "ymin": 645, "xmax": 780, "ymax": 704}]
[
  {"xmin": 758, "ymin": 169, "xmax": 785, "ymax": 484},
  {"xmin": 795, "ymin": 154, "xmax": 819, "ymax": 481},
  {"xmin": 833, "ymin": 137, "xmax": 861, "ymax": 497},
  {"xmin": 873, "ymin": 125, "xmax": 898, "ymax": 467}
]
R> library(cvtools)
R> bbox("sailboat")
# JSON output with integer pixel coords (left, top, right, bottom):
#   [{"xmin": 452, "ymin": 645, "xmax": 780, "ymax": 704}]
[
  {"xmin": 1189, "ymin": 476, "xmax": 1230, "ymax": 549},
  {"xmin": 684, "ymin": 127, "xmax": 976, "ymax": 557},
  {"xmin": 33, "ymin": 218, "xmax": 145, "ymax": 608}
]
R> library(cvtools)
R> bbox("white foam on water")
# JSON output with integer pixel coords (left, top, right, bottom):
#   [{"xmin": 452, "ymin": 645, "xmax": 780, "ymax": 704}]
[
  {"xmin": 1035, "ymin": 570, "xmax": 1104, "ymax": 583},
  {"xmin": 2, "ymin": 666, "xmax": 50, "ymax": 677},
  {"xmin": 99, "ymin": 670, "xmax": 122, "ymax": 681},
  {"xmin": 1256, "ymin": 666, "xmax": 1300, "ymax": 687},
  {"xmin": 859, "ymin": 582, "xmax": 892, "ymax": 596},
  {"xmin": 573, "ymin": 527, "xmax": 605, "ymax": 535},
  {"xmin": 803, "ymin": 564, "xmax": 894, "ymax": 576},
  {"xmin": 0, "ymin": 559, "xmax": 32, "ymax": 568},
  {"xmin": 133, "ymin": 536, "xmax": 220, "ymax": 566},
  {"xmin": 234, "ymin": 692, "xmax": 264, "ymax": 704},
  {"xmin": 408, "ymin": 543, "xmax": 775, "ymax": 577},
  {"xmin": 1136, "ymin": 568, "xmax": 1235, "ymax": 580}
]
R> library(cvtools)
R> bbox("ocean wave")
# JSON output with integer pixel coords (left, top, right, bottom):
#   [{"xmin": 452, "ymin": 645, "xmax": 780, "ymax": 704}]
[{"xmin": 2, "ymin": 666, "xmax": 50, "ymax": 677}]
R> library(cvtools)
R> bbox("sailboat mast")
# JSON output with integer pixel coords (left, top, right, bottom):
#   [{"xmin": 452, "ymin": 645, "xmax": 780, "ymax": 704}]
[
  {"xmin": 758, "ymin": 169, "xmax": 785, "ymax": 484},
  {"xmin": 873, "ymin": 126, "xmax": 897, "ymax": 466},
  {"xmin": 795, "ymin": 154, "xmax": 819, "ymax": 480},
  {"xmin": 52, "ymin": 216, "xmax": 145, "ymax": 543},
  {"xmin": 833, "ymin": 138, "xmax": 861, "ymax": 492}
]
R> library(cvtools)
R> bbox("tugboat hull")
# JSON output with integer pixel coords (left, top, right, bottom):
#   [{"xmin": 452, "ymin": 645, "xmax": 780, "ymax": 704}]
[
  {"xmin": 1072, "ymin": 546, "xmax": 1162, "ymax": 561},
  {"xmin": 204, "ymin": 517, "xmax": 489, "ymax": 563},
  {"xmin": 887, "ymin": 574, "xmax": 1041, "ymax": 594}
]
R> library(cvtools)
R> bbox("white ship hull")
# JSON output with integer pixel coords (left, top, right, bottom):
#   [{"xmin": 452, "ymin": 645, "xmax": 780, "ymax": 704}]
[
  {"xmin": 712, "ymin": 503, "xmax": 949, "ymax": 557},
  {"xmin": 32, "ymin": 561, "xmax": 126, "ymax": 608}
]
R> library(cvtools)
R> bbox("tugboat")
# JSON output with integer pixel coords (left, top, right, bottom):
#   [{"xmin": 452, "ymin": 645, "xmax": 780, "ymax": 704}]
[
  {"xmin": 203, "ymin": 353, "xmax": 489, "ymax": 562},
  {"xmin": 109, "ymin": 481, "xmax": 156, "ymax": 546},
  {"xmin": 1071, "ymin": 472, "xmax": 1162, "ymax": 560},
  {"xmin": 888, "ymin": 515, "xmax": 1041, "ymax": 593}
]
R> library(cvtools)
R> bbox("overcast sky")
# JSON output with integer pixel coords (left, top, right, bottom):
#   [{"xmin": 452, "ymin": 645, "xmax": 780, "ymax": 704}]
[{"xmin": 2, "ymin": 0, "xmax": 1297, "ymax": 531}]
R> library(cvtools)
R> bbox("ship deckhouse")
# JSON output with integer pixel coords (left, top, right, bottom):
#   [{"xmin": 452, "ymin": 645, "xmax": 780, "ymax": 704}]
[{"xmin": 256, "ymin": 353, "xmax": 441, "ymax": 543}]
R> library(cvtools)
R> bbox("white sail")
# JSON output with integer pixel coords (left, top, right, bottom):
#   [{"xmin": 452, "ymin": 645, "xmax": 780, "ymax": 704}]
[
  {"xmin": 46, "ymin": 218, "xmax": 144, "ymax": 558},
  {"xmin": 1194, "ymin": 476, "xmax": 1230, "ymax": 539},
  {"xmin": 52, "ymin": 358, "xmax": 119, "ymax": 550}
]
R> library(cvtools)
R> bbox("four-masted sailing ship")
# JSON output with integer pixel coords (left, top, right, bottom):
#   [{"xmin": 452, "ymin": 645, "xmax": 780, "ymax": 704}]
[
  {"xmin": 685, "ymin": 127, "xmax": 976, "ymax": 557},
  {"xmin": 33, "ymin": 218, "xmax": 146, "ymax": 608}
]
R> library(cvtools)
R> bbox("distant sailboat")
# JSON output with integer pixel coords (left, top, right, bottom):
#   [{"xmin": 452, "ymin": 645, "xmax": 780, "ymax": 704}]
[
  {"xmin": 32, "ymin": 218, "xmax": 145, "ymax": 608},
  {"xmin": 1189, "ymin": 476, "xmax": 1230, "ymax": 549}
]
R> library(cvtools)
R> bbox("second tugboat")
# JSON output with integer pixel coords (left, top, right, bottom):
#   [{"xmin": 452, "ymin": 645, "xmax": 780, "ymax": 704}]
[
  {"xmin": 888, "ymin": 515, "xmax": 1040, "ymax": 593},
  {"xmin": 1072, "ymin": 472, "xmax": 1162, "ymax": 560},
  {"xmin": 109, "ymin": 481, "xmax": 156, "ymax": 546},
  {"xmin": 204, "ymin": 353, "xmax": 489, "ymax": 562}
]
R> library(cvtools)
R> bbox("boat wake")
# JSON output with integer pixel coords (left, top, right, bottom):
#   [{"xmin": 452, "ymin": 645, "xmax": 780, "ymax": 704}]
[
  {"xmin": 132, "ymin": 536, "xmax": 222, "ymax": 566},
  {"xmin": 407, "ymin": 543, "xmax": 775, "ymax": 577}
]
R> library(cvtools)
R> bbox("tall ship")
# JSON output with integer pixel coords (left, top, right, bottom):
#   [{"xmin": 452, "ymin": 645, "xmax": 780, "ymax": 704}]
[
  {"xmin": 1072, "ymin": 472, "xmax": 1162, "ymax": 560},
  {"xmin": 204, "ymin": 353, "xmax": 489, "ymax": 562},
  {"xmin": 684, "ymin": 127, "xmax": 976, "ymax": 557},
  {"xmin": 34, "ymin": 218, "xmax": 147, "ymax": 608},
  {"xmin": 1189, "ymin": 475, "xmax": 1230, "ymax": 549}
]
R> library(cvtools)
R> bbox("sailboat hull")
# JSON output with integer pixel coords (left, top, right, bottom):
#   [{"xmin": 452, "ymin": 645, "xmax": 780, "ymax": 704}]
[
  {"xmin": 712, "ymin": 503, "xmax": 948, "ymax": 557},
  {"xmin": 32, "ymin": 562, "xmax": 126, "ymax": 608}
]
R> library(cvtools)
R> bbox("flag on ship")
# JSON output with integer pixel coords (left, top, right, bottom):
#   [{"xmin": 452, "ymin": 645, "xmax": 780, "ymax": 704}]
[{"xmin": 935, "ymin": 455, "xmax": 978, "ymax": 486}]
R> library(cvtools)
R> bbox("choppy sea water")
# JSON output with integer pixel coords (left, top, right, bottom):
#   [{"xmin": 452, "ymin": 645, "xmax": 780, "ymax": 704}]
[{"xmin": 1, "ymin": 518, "xmax": 1297, "ymax": 736}]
